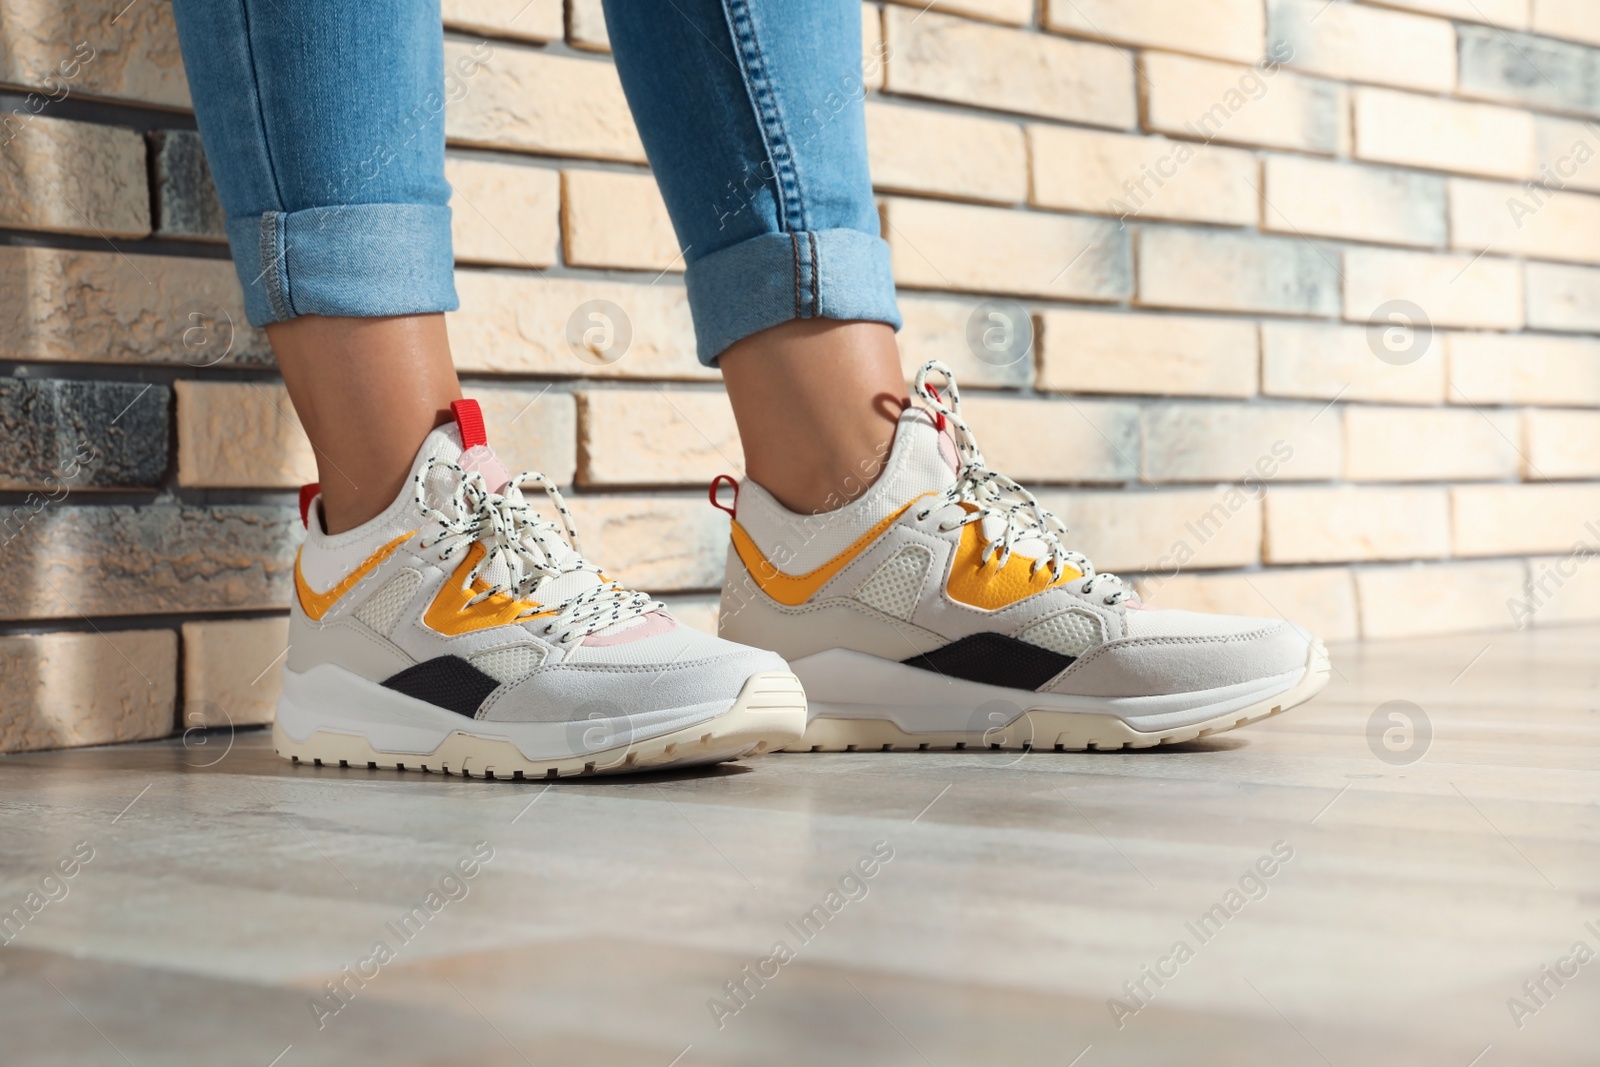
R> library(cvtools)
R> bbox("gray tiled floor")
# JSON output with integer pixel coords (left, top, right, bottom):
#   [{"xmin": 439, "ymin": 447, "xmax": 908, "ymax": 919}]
[{"xmin": 2, "ymin": 626, "xmax": 1597, "ymax": 1065}]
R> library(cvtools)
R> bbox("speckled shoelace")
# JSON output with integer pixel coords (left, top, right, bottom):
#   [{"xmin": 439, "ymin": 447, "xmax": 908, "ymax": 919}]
[
  {"xmin": 414, "ymin": 459, "xmax": 662, "ymax": 640},
  {"xmin": 912, "ymin": 360, "xmax": 1133, "ymax": 606}
]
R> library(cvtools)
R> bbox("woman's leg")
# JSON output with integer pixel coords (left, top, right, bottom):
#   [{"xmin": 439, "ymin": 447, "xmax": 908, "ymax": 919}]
[
  {"xmin": 603, "ymin": 0, "xmax": 904, "ymax": 514},
  {"xmin": 169, "ymin": 0, "xmax": 467, "ymax": 533}
]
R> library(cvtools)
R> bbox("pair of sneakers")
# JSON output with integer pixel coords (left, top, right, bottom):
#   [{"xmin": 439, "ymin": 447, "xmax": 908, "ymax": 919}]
[{"xmin": 276, "ymin": 362, "xmax": 1330, "ymax": 778}]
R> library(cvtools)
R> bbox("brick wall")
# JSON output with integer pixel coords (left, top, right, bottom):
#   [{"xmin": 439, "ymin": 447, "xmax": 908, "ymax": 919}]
[{"xmin": 3, "ymin": 0, "xmax": 1600, "ymax": 752}]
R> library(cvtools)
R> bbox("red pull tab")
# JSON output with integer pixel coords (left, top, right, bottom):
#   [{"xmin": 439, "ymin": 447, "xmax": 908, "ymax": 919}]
[
  {"xmin": 906, "ymin": 392, "xmax": 946, "ymax": 431},
  {"xmin": 451, "ymin": 399, "xmax": 487, "ymax": 449},
  {"xmin": 299, "ymin": 483, "xmax": 320, "ymax": 529},
  {"xmin": 709, "ymin": 474, "xmax": 739, "ymax": 518},
  {"xmin": 925, "ymin": 386, "xmax": 947, "ymax": 431}
]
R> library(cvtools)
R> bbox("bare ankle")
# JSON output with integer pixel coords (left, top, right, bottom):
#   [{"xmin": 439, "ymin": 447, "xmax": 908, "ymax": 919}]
[
  {"xmin": 720, "ymin": 319, "xmax": 904, "ymax": 515},
  {"xmin": 268, "ymin": 313, "xmax": 462, "ymax": 534}
]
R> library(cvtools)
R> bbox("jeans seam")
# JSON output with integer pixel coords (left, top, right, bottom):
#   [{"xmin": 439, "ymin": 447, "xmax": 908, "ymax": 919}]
[
  {"xmin": 790, "ymin": 232, "xmax": 802, "ymax": 319},
  {"xmin": 237, "ymin": 0, "xmax": 289, "ymax": 212},
  {"xmin": 721, "ymin": 0, "xmax": 805, "ymax": 234},
  {"xmin": 807, "ymin": 231, "xmax": 819, "ymax": 317},
  {"xmin": 259, "ymin": 212, "xmax": 290, "ymax": 321}
]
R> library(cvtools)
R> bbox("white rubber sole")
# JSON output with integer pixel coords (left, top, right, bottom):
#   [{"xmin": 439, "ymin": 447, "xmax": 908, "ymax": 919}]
[
  {"xmin": 780, "ymin": 641, "xmax": 1331, "ymax": 753},
  {"xmin": 271, "ymin": 665, "xmax": 808, "ymax": 779}
]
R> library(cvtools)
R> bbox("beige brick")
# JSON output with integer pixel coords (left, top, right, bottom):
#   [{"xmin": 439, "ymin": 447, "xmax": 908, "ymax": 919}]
[
  {"xmin": 867, "ymin": 103, "xmax": 1027, "ymax": 204},
  {"xmin": 449, "ymin": 272, "xmax": 713, "ymax": 380},
  {"xmin": 1270, "ymin": 0, "xmax": 1456, "ymax": 92},
  {"xmin": 1353, "ymin": 88, "xmax": 1534, "ymax": 180},
  {"xmin": 884, "ymin": 197, "xmax": 1131, "ymax": 300},
  {"xmin": 175, "ymin": 382, "xmax": 309, "ymax": 490},
  {"xmin": 474, "ymin": 387, "xmax": 582, "ymax": 486},
  {"xmin": 175, "ymin": 381, "xmax": 577, "ymax": 488},
  {"xmin": 442, "ymin": 0, "xmax": 562, "ymax": 41},
  {"xmin": 0, "ymin": 630, "xmax": 176, "ymax": 754},
  {"xmin": 1526, "ymin": 261, "xmax": 1600, "ymax": 332},
  {"xmin": 886, "ymin": 0, "xmax": 1031, "ymax": 25},
  {"xmin": 1263, "ymin": 156, "xmax": 1446, "ymax": 247},
  {"xmin": 1143, "ymin": 403, "xmax": 1341, "ymax": 482},
  {"xmin": 1533, "ymin": 0, "xmax": 1600, "ymax": 46},
  {"xmin": 863, "ymin": 3, "xmax": 887, "ymax": 91},
  {"xmin": 1523, "ymin": 552, "xmax": 1600, "ymax": 626},
  {"xmin": 1447, "ymin": 330, "xmax": 1600, "ymax": 405},
  {"xmin": 896, "ymin": 294, "xmax": 1033, "ymax": 390},
  {"xmin": 1043, "ymin": 0, "xmax": 1264, "ymax": 63},
  {"xmin": 181, "ymin": 617, "xmax": 289, "ymax": 730},
  {"xmin": 0, "ymin": 246, "xmax": 271, "ymax": 368},
  {"xmin": 1265, "ymin": 486, "xmax": 1450, "ymax": 563},
  {"xmin": 1029, "ymin": 126, "xmax": 1257, "ymax": 226},
  {"xmin": 1451, "ymin": 178, "xmax": 1600, "ymax": 264},
  {"xmin": 565, "ymin": 496, "xmax": 728, "ymax": 591},
  {"xmin": 1137, "ymin": 567, "xmax": 1360, "ymax": 642},
  {"xmin": 1037, "ymin": 309, "xmax": 1258, "ymax": 398},
  {"xmin": 567, "ymin": 0, "xmax": 610, "ymax": 51},
  {"xmin": 578, "ymin": 390, "xmax": 740, "ymax": 487},
  {"xmin": 444, "ymin": 41, "xmax": 644, "ymax": 163},
  {"xmin": 562, "ymin": 169, "xmax": 682, "ymax": 272},
  {"xmin": 446, "ymin": 156, "xmax": 560, "ymax": 268},
  {"xmin": 1524, "ymin": 408, "xmax": 1600, "ymax": 478},
  {"xmin": 0, "ymin": 0, "xmax": 189, "ymax": 108},
  {"xmin": 1361, "ymin": 0, "xmax": 1526, "ymax": 28},
  {"xmin": 1032, "ymin": 488, "xmax": 1262, "ymax": 573},
  {"xmin": 1343, "ymin": 248, "xmax": 1524, "ymax": 330},
  {"xmin": 1343, "ymin": 406, "xmax": 1520, "ymax": 481},
  {"xmin": 1453, "ymin": 484, "xmax": 1600, "ymax": 555},
  {"xmin": 1143, "ymin": 53, "xmax": 1346, "ymax": 154},
  {"xmin": 659, "ymin": 595, "xmax": 719, "ymax": 635},
  {"xmin": 0, "ymin": 116, "xmax": 148, "ymax": 239},
  {"xmin": 961, "ymin": 397, "xmax": 1139, "ymax": 484},
  {"xmin": 1357, "ymin": 560, "xmax": 1528, "ymax": 639},
  {"xmin": 1137, "ymin": 228, "xmax": 1340, "ymax": 316},
  {"xmin": 1261, "ymin": 321, "xmax": 1446, "ymax": 404},
  {"xmin": 884, "ymin": 8, "xmax": 1136, "ymax": 127},
  {"xmin": 1534, "ymin": 116, "xmax": 1600, "ymax": 195}
]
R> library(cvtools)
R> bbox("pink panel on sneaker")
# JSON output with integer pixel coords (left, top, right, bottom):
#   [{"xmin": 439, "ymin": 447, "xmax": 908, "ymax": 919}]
[
  {"xmin": 937, "ymin": 427, "xmax": 960, "ymax": 474},
  {"xmin": 582, "ymin": 610, "xmax": 678, "ymax": 646},
  {"xmin": 460, "ymin": 445, "xmax": 511, "ymax": 493}
]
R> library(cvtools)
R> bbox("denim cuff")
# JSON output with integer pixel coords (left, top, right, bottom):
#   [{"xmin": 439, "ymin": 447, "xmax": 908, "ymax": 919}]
[
  {"xmin": 684, "ymin": 228, "xmax": 901, "ymax": 366},
  {"xmin": 225, "ymin": 203, "xmax": 459, "ymax": 327}
]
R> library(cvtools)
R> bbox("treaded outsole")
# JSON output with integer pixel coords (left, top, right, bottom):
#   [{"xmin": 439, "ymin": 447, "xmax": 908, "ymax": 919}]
[
  {"xmin": 778, "ymin": 642, "xmax": 1332, "ymax": 754},
  {"xmin": 272, "ymin": 671, "xmax": 807, "ymax": 779}
]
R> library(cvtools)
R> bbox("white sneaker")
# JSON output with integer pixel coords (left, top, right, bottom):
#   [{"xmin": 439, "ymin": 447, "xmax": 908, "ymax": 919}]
[
  {"xmin": 276, "ymin": 400, "xmax": 806, "ymax": 777},
  {"xmin": 719, "ymin": 362, "xmax": 1331, "ymax": 752}
]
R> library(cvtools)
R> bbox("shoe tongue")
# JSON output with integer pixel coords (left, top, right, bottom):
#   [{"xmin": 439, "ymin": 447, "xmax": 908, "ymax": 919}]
[
  {"xmin": 901, "ymin": 406, "xmax": 1064, "ymax": 566},
  {"xmin": 880, "ymin": 406, "xmax": 959, "ymax": 500},
  {"xmin": 411, "ymin": 402, "xmax": 601, "ymax": 606}
]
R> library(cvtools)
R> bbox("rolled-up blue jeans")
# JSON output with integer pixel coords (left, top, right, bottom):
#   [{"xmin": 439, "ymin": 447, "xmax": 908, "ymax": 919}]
[{"xmin": 169, "ymin": 0, "xmax": 900, "ymax": 365}]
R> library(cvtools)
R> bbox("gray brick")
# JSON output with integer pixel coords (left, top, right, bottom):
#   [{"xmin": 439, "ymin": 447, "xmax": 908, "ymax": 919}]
[
  {"xmin": 0, "ymin": 505, "xmax": 298, "ymax": 621},
  {"xmin": 0, "ymin": 379, "xmax": 169, "ymax": 490},
  {"xmin": 1142, "ymin": 402, "xmax": 1342, "ymax": 482},
  {"xmin": 150, "ymin": 130, "xmax": 226, "ymax": 241},
  {"xmin": 1458, "ymin": 25, "xmax": 1600, "ymax": 118},
  {"xmin": 1137, "ymin": 228, "xmax": 1342, "ymax": 316}
]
